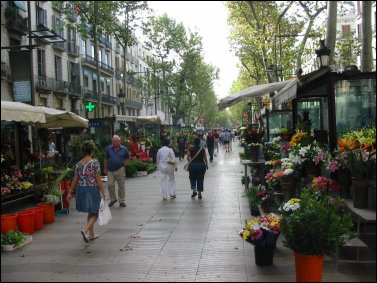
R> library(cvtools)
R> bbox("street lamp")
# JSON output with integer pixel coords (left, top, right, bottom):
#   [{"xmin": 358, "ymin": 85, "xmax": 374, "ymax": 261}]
[
  {"xmin": 315, "ymin": 40, "xmax": 331, "ymax": 68},
  {"xmin": 265, "ymin": 64, "xmax": 282, "ymax": 82}
]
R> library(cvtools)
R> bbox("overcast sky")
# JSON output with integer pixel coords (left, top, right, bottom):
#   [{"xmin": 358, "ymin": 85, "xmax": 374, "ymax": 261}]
[{"xmin": 148, "ymin": 1, "xmax": 239, "ymax": 99}]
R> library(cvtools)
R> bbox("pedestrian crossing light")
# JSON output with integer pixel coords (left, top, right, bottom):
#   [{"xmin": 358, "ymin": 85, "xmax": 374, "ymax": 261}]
[{"xmin": 85, "ymin": 102, "xmax": 96, "ymax": 112}]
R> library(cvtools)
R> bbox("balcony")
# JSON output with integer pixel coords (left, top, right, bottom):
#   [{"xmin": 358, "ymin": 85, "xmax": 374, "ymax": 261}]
[
  {"xmin": 100, "ymin": 62, "xmax": 114, "ymax": 75},
  {"xmin": 35, "ymin": 76, "xmax": 70, "ymax": 94},
  {"xmin": 6, "ymin": 15, "xmax": 28, "ymax": 36},
  {"xmin": 68, "ymin": 85, "xmax": 82, "ymax": 99},
  {"xmin": 125, "ymin": 99, "xmax": 142, "ymax": 110},
  {"xmin": 53, "ymin": 41, "xmax": 67, "ymax": 52},
  {"xmin": 83, "ymin": 88, "xmax": 99, "ymax": 101},
  {"xmin": 102, "ymin": 94, "xmax": 117, "ymax": 104},
  {"xmin": 67, "ymin": 42, "xmax": 80, "ymax": 57}
]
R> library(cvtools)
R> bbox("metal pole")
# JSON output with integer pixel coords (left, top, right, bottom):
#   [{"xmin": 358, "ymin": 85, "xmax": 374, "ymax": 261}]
[{"xmin": 28, "ymin": 1, "xmax": 34, "ymax": 106}]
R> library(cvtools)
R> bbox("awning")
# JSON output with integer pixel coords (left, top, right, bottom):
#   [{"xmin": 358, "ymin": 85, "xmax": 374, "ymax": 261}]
[
  {"xmin": 115, "ymin": 115, "xmax": 136, "ymax": 122},
  {"xmin": 13, "ymin": 1, "xmax": 27, "ymax": 12},
  {"xmin": 34, "ymin": 106, "xmax": 89, "ymax": 128},
  {"xmin": 1, "ymin": 101, "xmax": 88, "ymax": 128},
  {"xmin": 1, "ymin": 101, "xmax": 46, "ymax": 123},
  {"xmin": 135, "ymin": 115, "xmax": 161, "ymax": 124},
  {"xmin": 272, "ymin": 78, "xmax": 299, "ymax": 108},
  {"xmin": 217, "ymin": 79, "xmax": 297, "ymax": 110}
]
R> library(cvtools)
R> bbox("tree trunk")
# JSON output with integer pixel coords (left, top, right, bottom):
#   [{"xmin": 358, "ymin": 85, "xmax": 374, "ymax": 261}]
[
  {"xmin": 325, "ymin": 1, "xmax": 337, "ymax": 66},
  {"xmin": 361, "ymin": 1, "xmax": 373, "ymax": 72}
]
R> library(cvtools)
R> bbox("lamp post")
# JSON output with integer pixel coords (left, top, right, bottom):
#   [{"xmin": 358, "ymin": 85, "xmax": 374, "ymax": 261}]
[{"xmin": 315, "ymin": 40, "xmax": 331, "ymax": 68}]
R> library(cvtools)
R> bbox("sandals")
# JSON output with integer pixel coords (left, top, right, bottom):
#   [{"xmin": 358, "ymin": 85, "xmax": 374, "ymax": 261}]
[
  {"xmin": 89, "ymin": 234, "xmax": 100, "ymax": 241},
  {"xmin": 191, "ymin": 191, "xmax": 198, "ymax": 198},
  {"xmin": 81, "ymin": 230, "xmax": 89, "ymax": 243},
  {"xmin": 198, "ymin": 194, "xmax": 202, "ymax": 199}
]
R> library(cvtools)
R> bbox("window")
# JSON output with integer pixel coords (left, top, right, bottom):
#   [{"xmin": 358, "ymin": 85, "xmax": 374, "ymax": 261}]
[
  {"xmin": 54, "ymin": 56, "xmax": 62, "ymax": 80},
  {"xmin": 341, "ymin": 25, "xmax": 350, "ymax": 38},
  {"xmin": 37, "ymin": 49, "xmax": 46, "ymax": 77},
  {"xmin": 38, "ymin": 8, "xmax": 47, "ymax": 26},
  {"xmin": 98, "ymin": 49, "xmax": 102, "ymax": 63},
  {"xmin": 81, "ymin": 39, "xmax": 86, "ymax": 55},
  {"xmin": 52, "ymin": 15, "xmax": 64, "ymax": 37}
]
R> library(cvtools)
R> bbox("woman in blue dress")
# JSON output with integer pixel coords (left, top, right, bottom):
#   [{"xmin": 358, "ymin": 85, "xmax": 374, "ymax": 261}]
[{"xmin": 67, "ymin": 140, "xmax": 106, "ymax": 243}]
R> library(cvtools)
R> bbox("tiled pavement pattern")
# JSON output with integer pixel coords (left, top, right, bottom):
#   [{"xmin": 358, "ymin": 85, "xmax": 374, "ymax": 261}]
[{"xmin": 1, "ymin": 141, "xmax": 375, "ymax": 282}]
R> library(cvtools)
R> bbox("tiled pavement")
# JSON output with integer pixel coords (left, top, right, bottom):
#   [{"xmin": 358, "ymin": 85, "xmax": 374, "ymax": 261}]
[{"xmin": 1, "ymin": 142, "xmax": 375, "ymax": 282}]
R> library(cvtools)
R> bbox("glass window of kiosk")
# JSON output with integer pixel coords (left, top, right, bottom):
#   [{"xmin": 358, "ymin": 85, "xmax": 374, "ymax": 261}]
[
  {"xmin": 262, "ymin": 110, "xmax": 293, "ymax": 141},
  {"xmin": 334, "ymin": 78, "xmax": 376, "ymax": 138},
  {"xmin": 296, "ymin": 98, "xmax": 329, "ymax": 134}
]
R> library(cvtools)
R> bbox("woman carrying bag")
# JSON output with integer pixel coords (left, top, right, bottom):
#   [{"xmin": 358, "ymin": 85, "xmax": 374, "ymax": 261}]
[
  {"xmin": 156, "ymin": 138, "xmax": 178, "ymax": 200},
  {"xmin": 186, "ymin": 137, "xmax": 208, "ymax": 199},
  {"xmin": 67, "ymin": 140, "xmax": 106, "ymax": 243}
]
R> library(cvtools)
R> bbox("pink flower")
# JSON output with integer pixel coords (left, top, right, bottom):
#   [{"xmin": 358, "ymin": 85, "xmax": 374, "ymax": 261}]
[{"xmin": 326, "ymin": 159, "xmax": 339, "ymax": 173}]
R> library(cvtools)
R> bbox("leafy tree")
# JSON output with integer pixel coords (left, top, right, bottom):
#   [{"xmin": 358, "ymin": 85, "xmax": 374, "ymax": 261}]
[{"xmin": 110, "ymin": 1, "xmax": 150, "ymax": 114}]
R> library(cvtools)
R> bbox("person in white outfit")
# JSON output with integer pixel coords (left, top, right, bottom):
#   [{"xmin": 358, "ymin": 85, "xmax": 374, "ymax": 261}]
[{"xmin": 156, "ymin": 138, "xmax": 178, "ymax": 200}]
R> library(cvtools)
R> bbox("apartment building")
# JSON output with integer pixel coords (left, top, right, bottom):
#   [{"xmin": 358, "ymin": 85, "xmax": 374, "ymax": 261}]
[{"xmin": 1, "ymin": 1, "xmax": 162, "ymax": 120}]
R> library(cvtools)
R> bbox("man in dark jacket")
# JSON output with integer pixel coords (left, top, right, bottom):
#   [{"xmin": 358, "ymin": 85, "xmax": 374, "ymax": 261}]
[{"xmin": 206, "ymin": 131, "xmax": 215, "ymax": 162}]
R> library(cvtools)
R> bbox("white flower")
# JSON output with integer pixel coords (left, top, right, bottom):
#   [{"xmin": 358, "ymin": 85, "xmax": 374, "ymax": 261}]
[
  {"xmin": 283, "ymin": 202, "xmax": 300, "ymax": 212},
  {"xmin": 284, "ymin": 169, "xmax": 294, "ymax": 176}
]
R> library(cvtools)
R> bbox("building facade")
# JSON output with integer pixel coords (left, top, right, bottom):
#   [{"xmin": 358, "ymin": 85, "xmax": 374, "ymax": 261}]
[{"xmin": 1, "ymin": 1, "xmax": 168, "ymax": 121}]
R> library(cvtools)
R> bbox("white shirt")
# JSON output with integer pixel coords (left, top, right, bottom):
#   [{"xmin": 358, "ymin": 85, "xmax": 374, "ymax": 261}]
[{"xmin": 156, "ymin": 146, "xmax": 177, "ymax": 169}]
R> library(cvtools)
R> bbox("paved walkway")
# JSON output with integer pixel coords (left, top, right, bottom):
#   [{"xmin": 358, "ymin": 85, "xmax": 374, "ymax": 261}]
[{"xmin": 1, "ymin": 142, "xmax": 375, "ymax": 282}]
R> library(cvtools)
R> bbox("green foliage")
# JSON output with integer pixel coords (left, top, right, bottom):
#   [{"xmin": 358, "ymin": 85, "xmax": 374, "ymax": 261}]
[
  {"xmin": 281, "ymin": 188, "xmax": 355, "ymax": 256},
  {"xmin": 1, "ymin": 230, "xmax": 26, "ymax": 245},
  {"xmin": 246, "ymin": 186, "xmax": 259, "ymax": 206},
  {"xmin": 43, "ymin": 160, "xmax": 74, "ymax": 204},
  {"xmin": 125, "ymin": 160, "xmax": 149, "ymax": 177}
]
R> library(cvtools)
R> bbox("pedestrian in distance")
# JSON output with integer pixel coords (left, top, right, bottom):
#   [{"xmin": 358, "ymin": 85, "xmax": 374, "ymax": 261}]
[
  {"xmin": 156, "ymin": 138, "xmax": 178, "ymax": 200},
  {"xmin": 104, "ymin": 135, "xmax": 131, "ymax": 208},
  {"xmin": 206, "ymin": 131, "xmax": 215, "ymax": 162},
  {"xmin": 187, "ymin": 137, "xmax": 208, "ymax": 199},
  {"xmin": 213, "ymin": 129, "xmax": 220, "ymax": 154},
  {"xmin": 176, "ymin": 131, "xmax": 187, "ymax": 161},
  {"xmin": 67, "ymin": 140, "xmax": 106, "ymax": 243},
  {"xmin": 223, "ymin": 129, "xmax": 231, "ymax": 153}
]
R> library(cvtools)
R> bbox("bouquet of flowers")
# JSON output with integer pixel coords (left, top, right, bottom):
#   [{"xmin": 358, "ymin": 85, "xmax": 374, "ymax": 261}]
[
  {"xmin": 338, "ymin": 126, "xmax": 376, "ymax": 179},
  {"xmin": 239, "ymin": 213, "xmax": 281, "ymax": 247}
]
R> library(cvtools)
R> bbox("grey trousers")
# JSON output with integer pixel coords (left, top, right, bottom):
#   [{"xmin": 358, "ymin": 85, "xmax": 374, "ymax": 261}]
[{"xmin": 107, "ymin": 167, "xmax": 126, "ymax": 203}]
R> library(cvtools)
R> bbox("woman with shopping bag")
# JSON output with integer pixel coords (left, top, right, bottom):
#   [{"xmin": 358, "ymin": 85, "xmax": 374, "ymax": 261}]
[{"xmin": 67, "ymin": 140, "xmax": 106, "ymax": 243}]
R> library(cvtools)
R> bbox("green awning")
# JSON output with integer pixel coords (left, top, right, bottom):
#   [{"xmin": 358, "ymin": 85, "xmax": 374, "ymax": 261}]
[{"xmin": 13, "ymin": 1, "xmax": 27, "ymax": 12}]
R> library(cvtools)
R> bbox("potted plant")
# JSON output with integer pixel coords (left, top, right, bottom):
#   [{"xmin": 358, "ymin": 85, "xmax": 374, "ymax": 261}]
[
  {"xmin": 280, "ymin": 180, "xmax": 355, "ymax": 282},
  {"xmin": 1, "ymin": 230, "xmax": 32, "ymax": 251},
  {"xmin": 338, "ymin": 125, "xmax": 376, "ymax": 208},
  {"xmin": 239, "ymin": 213, "xmax": 282, "ymax": 265}
]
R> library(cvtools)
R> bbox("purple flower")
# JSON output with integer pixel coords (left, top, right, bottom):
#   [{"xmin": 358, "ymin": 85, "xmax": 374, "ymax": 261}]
[{"xmin": 327, "ymin": 159, "xmax": 339, "ymax": 173}]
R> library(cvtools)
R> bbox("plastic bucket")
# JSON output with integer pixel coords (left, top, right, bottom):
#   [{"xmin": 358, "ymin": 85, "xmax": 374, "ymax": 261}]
[
  {"xmin": 1, "ymin": 214, "xmax": 18, "ymax": 234},
  {"xmin": 26, "ymin": 207, "xmax": 44, "ymax": 231},
  {"xmin": 294, "ymin": 253, "xmax": 324, "ymax": 282},
  {"xmin": 17, "ymin": 211, "xmax": 35, "ymax": 234},
  {"xmin": 37, "ymin": 203, "xmax": 55, "ymax": 224}
]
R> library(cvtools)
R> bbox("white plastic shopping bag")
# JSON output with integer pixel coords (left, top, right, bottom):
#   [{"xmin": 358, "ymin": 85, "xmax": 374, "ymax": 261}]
[{"xmin": 97, "ymin": 198, "xmax": 112, "ymax": 225}]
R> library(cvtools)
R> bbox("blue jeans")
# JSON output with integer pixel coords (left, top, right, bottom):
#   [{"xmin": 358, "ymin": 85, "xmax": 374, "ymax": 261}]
[{"xmin": 188, "ymin": 162, "xmax": 206, "ymax": 192}]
